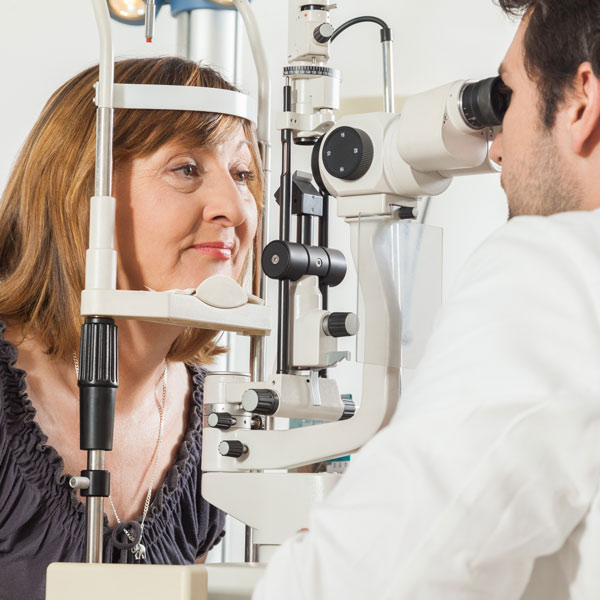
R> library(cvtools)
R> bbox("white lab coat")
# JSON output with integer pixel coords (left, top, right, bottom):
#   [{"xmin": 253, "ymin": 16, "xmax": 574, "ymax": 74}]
[{"xmin": 253, "ymin": 210, "xmax": 600, "ymax": 600}]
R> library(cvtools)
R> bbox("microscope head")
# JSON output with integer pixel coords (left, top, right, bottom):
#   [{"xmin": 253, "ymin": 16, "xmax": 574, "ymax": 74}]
[{"xmin": 313, "ymin": 76, "xmax": 510, "ymax": 210}]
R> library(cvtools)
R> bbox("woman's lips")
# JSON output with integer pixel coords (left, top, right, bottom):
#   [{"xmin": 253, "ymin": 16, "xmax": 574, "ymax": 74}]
[{"xmin": 190, "ymin": 242, "xmax": 233, "ymax": 261}]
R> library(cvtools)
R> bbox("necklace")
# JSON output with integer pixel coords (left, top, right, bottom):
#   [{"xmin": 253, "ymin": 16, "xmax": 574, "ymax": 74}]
[{"xmin": 73, "ymin": 354, "xmax": 168, "ymax": 561}]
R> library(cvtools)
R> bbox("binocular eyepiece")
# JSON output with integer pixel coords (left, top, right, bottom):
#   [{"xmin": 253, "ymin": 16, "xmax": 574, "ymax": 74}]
[{"xmin": 461, "ymin": 76, "xmax": 512, "ymax": 130}]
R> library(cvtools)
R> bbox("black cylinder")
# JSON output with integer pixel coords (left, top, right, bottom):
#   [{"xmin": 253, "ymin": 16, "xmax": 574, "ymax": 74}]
[
  {"xmin": 461, "ymin": 76, "xmax": 512, "ymax": 130},
  {"xmin": 262, "ymin": 241, "xmax": 346, "ymax": 287},
  {"xmin": 306, "ymin": 246, "xmax": 330, "ymax": 279},
  {"xmin": 242, "ymin": 389, "xmax": 280, "ymax": 416},
  {"xmin": 208, "ymin": 412, "xmax": 237, "ymax": 430},
  {"xmin": 79, "ymin": 317, "xmax": 118, "ymax": 451},
  {"xmin": 322, "ymin": 126, "xmax": 374, "ymax": 181},
  {"xmin": 80, "ymin": 469, "xmax": 111, "ymax": 497},
  {"xmin": 322, "ymin": 248, "xmax": 347, "ymax": 287},
  {"xmin": 263, "ymin": 240, "xmax": 309, "ymax": 281},
  {"xmin": 324, "ymin": 312, "xmax": 359, "ymax": 338},
  {"xmin": 218, "ymin": 440, "xmax": 246, "ymax": 459}
]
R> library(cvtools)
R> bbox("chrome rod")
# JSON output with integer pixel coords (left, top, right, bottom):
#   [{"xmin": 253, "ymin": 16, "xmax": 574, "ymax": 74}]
[
  {"xmin": 145, "ymin": 0, "xmax": 156, "ymax": 42},
  {"xmin": 382, "ymin": 40, "xmax": 395, "ymax": 113},
  {"xmin": 95, "ymin": 107, "xmax": 114, "ymax": 197},
  {"xmin": 85, "ymin": 450, "xmax": 106, "ymax": 563}
]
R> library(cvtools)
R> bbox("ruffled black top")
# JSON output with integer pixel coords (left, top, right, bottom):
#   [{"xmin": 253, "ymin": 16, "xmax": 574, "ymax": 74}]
[{"xmin": 0, "ymin": 323, "xmax": 225, "ymax": 600}]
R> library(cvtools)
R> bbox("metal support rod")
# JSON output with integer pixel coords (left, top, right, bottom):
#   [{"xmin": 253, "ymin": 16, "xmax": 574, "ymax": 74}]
[
  {"xmin": 145, "ymin": 0, "xmax": 156, "ymax": 42},
  {"xmin": 250, "ymin": 139, "xmax": 271, "ymax": 384},
  {"xmin": 318, "ymin": 194, "xmax": 330, "ymax": 309},
  {"xmin": 382, "ymin": 39, "xmax": 395, "ymax": 113},
  {"xmin": 85, "ymin": 450, "xmax": 106, "ymax": 563},
  {"xmin": 95, "ymin": 108, "xmax": 114, "ymax": 197},
  {"xmin": 277, "ymin": 84, "xmax": 293, "ymax": 374},
  {"xmin": 298, "ymin": 215, "xmax": 313, "ymax": 245},
  {"xmin": 88, "ymin": 0, "xmax": 117, "ymax": 566},
  {"xmin": 244, "ymin": 525, "xmax": 258, "ymax": 562},
  {"xmin": 318, "ymin": 193, "xmax": 329, "ymax": 378}
]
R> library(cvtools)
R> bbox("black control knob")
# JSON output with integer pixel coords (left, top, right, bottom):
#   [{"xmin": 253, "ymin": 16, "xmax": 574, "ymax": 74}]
[
  {"xmin": 322, "ymin": 126, "xmax": 374, "ymax": 181},
  {"xmin": 241, "ymin": 389, "xmax": 280, "ymax": 415},
  {"xmin": 218, "ymin": 440, "xmax": 247, "ymax": 458},
  {"xmin": 207, "ymin": 412, "xmax": 237, "ymax": 430},
  {"xmin": 314, "ymin": 23, "xmax": 334, "ymax": 44},
  {"xmin": 323, "ymin": 312, "xmax": 359, "ymax": 338},
  {"xmin": 340, "ymin": 397, "xmax": 356, "ymax": 421}
]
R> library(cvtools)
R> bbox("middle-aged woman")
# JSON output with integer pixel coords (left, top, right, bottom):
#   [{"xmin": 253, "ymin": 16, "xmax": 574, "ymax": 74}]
[{"xmin": 0, "ymin": 57, "xmax": 261, "ymax": 598}]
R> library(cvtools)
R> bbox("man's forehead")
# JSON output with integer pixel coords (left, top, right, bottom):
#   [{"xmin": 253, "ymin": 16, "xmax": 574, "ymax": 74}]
[{"xmin": 499, "ymin": 16, "xmax": 528, "ymax": 80}]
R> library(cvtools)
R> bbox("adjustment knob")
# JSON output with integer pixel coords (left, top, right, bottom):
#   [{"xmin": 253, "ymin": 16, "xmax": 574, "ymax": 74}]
[
  {"xmin": 323, "ymin": 312, "xmax": 359, "ymax": 338},
  {"xmin": 322, "ymin": 126, "xmax": 374, "ymax": 181},
  {"xmin": 241, "ymin": 389, "xmax": 280, "ymax": 415},
  {"xmin": 218, "ymin": 440, "xmax": 247, "ymax": 458},
  {"xmin": 207, "ymin": 412, "xmax": 237, "ymax": 430},
  {"xmin": 313, "ymin": 23, "xmax": 334, "ymax": 44},
  {"xmin": 340, "ymin": 397, "xmax": 356, "ymax": 421}
]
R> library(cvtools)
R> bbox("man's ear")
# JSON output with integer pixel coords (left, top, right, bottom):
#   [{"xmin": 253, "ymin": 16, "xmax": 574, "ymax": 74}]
[{"xmin": 570, "ymin": 62, "xmax": 600, "ymax": 157}]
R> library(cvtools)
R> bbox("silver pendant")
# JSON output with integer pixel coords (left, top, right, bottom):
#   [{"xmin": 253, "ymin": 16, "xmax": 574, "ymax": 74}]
[{"xmin": 132, "ymin": 542, "xmax": 146, "ymax": 561}]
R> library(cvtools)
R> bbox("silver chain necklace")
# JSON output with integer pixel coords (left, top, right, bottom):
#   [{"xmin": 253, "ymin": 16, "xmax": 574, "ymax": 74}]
[{"xmin": 73, "ymin": 354, "xmax": 168, "ymax": 561}]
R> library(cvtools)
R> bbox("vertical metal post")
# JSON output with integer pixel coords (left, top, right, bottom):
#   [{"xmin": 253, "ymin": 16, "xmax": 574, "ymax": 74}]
[
  {"xmin": 277, "ymin": 83, "xmax": 293, "ymax": 375},
  {"xmin": 88, "ymin": 102, "xmax": 114, "ymax": 566},
  {"xmin": 177, "ymin": 9, "xmax": 239, "ymax": 83},
  {"xmin": 382, "ymin": 39, "xmax": 395, "ymax": 113},
  {"xmin": 85, "ymin": 452, "xmax": 106, "ymax": 563}
]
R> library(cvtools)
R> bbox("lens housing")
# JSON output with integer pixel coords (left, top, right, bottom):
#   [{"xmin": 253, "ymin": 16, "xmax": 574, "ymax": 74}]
[{"xmin": 460, "ymin": 76, "xmax": 512, "ymax": 130}]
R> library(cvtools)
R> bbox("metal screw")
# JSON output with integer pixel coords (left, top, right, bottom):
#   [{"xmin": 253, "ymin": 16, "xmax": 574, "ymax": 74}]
[
  {"xmin": 69, "ymin": 476, "xmax": 90, "ymax": 490},
  {"xmin": 316, "ymin": 258, "xmax": 322, "ymax": 267},
  {"xmin": 271, "ymin": 255, "xmax": 280, "ymax": 265}
]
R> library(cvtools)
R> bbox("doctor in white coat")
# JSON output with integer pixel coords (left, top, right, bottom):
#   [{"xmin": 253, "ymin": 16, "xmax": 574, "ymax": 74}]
[{"xmin": 254, "ymin": 0, "xmax": 600, "ymax": 598}]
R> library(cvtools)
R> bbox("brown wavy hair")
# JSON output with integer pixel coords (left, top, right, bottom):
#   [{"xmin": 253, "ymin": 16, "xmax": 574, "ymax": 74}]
[
  {"xmin": 0, "ymin": 57, "xmax": 262, "ymax": 363},
  {"xmin": 497, "ymin": 0, "xmax": 600, "ymax": 128}
]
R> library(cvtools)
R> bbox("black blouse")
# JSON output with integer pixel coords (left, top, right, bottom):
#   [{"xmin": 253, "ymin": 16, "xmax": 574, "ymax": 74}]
[{"xmin": 0, "ymin": 324, "xmax": 225, "ymax": 600}]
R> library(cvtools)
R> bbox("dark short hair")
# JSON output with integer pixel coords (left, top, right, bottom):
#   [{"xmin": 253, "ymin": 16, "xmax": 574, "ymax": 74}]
[{"xmin": 497, "ymin": 0, "xmax": 600, "ymax": 128}]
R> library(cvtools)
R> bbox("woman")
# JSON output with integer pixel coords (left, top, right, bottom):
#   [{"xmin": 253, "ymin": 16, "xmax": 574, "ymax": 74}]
[{"xmin": 0, "ymin": 57, "xmax": 261, "ymax": 598}]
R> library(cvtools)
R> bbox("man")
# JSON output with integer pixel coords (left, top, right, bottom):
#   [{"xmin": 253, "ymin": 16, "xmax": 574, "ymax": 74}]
[{"xmin": 254, "ymin": 1, "xmax": 600, "ymax": 598}]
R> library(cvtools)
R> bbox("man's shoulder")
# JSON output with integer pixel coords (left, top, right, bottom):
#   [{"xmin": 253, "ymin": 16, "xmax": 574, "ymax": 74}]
[
  {"xmin": 491, "ymin": 209, "xmax": 600, "ymax": 254},
  {"xmin": 463, "ymin": 209, "xmax": 600, "ymax": 285}
]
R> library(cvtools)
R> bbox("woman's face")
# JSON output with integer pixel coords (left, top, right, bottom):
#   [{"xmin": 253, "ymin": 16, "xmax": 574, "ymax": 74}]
[{"xmin": 113, "ymin": 124, "xmax": 258, "ymax": 292}]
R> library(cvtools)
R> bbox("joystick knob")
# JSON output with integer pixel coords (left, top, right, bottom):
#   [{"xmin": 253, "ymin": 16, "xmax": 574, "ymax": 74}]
[
  {"xmin": 207, "ymin": 412, "xmax": 237, "ymax": 430},
  {"xmin": 323, "ymin": 312, "xmax": 359, "ymax": 338},
  {"xmin": 314, "ymin": 23, "xmax": 334, "ymax": 44},
  {"xmin": 242, "ymin": 389, "xmax": 280, "ymax": 415},
  {"xmin": 218, "ymin": 440, "xmax": 247, "ymax": 458}
]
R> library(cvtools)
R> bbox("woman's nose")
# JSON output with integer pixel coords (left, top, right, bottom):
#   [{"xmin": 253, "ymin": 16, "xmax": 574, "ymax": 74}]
[
  {"xmin": 201, "ymin": 170, "xmax": 248, "ymax": 227},
  {"xmin": 490, "ymin": 129, "xmax": 503, "ymax": 166}
]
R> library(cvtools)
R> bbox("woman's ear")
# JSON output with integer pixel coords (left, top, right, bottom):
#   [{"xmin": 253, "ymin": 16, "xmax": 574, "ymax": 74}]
[{"xmin": 570, "ymin": 62, "xmax": 600, "ymax": 157}]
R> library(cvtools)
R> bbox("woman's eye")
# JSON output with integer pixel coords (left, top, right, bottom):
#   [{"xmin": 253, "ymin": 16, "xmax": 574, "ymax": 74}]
[
  {"xmin": 173, "ymin": 163, "xmax": 199, "ymax": 178},
  {"xmin": 234, "ymin": 169, "xmax": 255, "ymax": 185}
]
